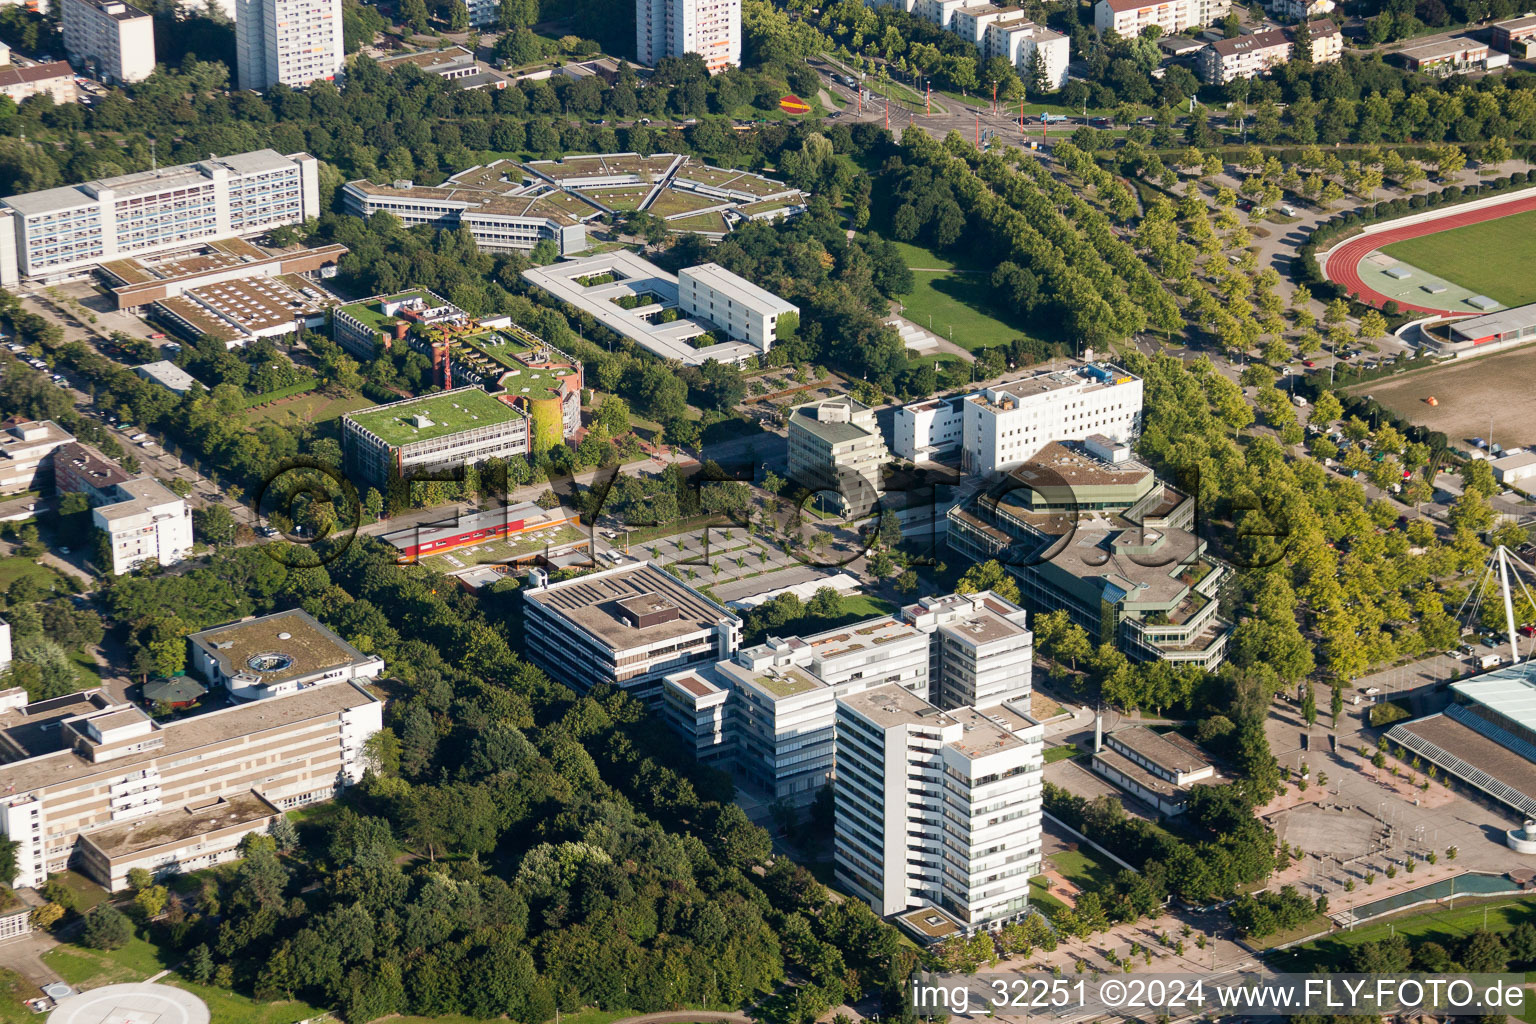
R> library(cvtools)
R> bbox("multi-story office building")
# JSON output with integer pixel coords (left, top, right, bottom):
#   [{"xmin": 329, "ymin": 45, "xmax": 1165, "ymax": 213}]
[
  {"xmin": 904, "ymin": 592, "xmax": 1033, "ymax": 709},
  {"xmin": 60, "ymin": 0, "xmax": 155, "ymax": 84},
  {"xmin": 343, "ymin": 162, "xmax": 595, "ymax": 258},
  {"xmin": 0, "ymin": 419, "xmax": 72, "ymax": 494},
  {"xmin": 234, "ymin": 0, "xmax": 344, "ymax": 91},
  {"xmin": 661, "ymin": 591, "xmax": 1032, "ymax": 807},
  {"xmin": 676, "ymin": 263, "xmax": 799, "ymax": 354},
  {"xmin": 523, "ymin": 561, "xmax": 742, "ymax": 704},
  {"xmin": 787, "ymin": 397, "xmax": 890, "ymax": 517},
  {"xmin": 187, "ymin": 608, "xmax": 386, "ymax": 701},
  {"xmin": 341, "ymin": 387, "xmax": 531, "ymax": 488},
  {"xmin": 1094, "ymin": 0, "xmax": 1230, "ymax": 35},
  {"xmin": 948, "ymin": 440, "xmax": 1232, "ymax": 669},
  {"xmin": 0, "ymin": 680, "xmax": 381, "ymax": 890},
  {"xmin": 894, "ymin": 359, "xmax": 1143, "ymax": 473},
  {"xmin": 636, "ymin": 0, "xmax": 741, "ymax": 73},
  {"xmin": 834, "ymin": 684, "xmax": 1043, "ymax": 933},
  {"xmin": 0, "ymin": 150, "xmax": 320, "ymax": 288}
]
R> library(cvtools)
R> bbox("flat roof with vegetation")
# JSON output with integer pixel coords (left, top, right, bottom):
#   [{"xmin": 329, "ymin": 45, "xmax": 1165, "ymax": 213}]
[
  {"xmin": 338, "ymin": 290, "xmax": 440, "ymax": 330},
  {"xmin": 346, "ymin": 388, "xmax": 522, "ymax": 447}
]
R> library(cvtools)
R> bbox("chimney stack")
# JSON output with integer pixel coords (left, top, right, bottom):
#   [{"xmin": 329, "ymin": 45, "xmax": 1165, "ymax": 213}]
[{"xmin": 1094, "ymin": 710, "xmax": 1103, "ymax": 753}]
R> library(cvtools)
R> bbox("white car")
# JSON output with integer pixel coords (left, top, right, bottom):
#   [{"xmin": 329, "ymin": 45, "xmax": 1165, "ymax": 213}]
[{"xmin": 130, "ymin": 432, "xmax": 149, "ymax": 442}]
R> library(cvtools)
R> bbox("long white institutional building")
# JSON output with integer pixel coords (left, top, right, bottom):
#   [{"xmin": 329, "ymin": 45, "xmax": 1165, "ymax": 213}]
[
  {"xmin": 895, "ymin": 358, "xmax": 1143, "ymax": 472},
  {"xmin": 0, "ymin": 149, "xmax": 322, "ymax": 288}
]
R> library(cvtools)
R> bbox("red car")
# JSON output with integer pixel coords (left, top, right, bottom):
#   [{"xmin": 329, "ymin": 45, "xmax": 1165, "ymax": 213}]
[
  {"xmin": 1520, "ymin": 624, "xmax": 1536, "ymax": 637},
  {"xmin": 1303, "ymin": 360, "xmax": 1316, "ymax": 368}
]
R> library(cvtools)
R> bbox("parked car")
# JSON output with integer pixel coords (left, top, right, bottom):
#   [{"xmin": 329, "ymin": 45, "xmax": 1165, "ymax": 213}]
[{"xmin": 1303, "ymin": 360, "xmax": 1316, "ymax": 368}]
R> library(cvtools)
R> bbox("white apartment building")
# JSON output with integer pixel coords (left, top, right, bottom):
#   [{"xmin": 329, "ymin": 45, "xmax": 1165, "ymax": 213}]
[
  {"xmin": 186, "ymin": 608, "xmax": 386, "ymax": 701},
  {"xmin": 834, "ymin": 684, "xmax": 1043, "ymax": 932},
  {"xmin": 1268, "ymin": 0, "xmax": 1334, "ymax": 17},
  {"xmin": 1306, "ymin": 19, "xmax": 1343, "ymax": 62},
  {"xmin": 1094, "ymin": 0, "xmax": 1230, "ymax": 35},
  {"xmin": 0, "ymin": 419, "xmax": 72, "ymax": 493},
  {"xmin": 636, "ymin": 0, "xmax": 741, "ymax": 73},
  {"xmin": 524, "ymin": 561, "xmax": 742, "ymax": 704},
  {"xmin": 877, "ymin": 0, "xmax": 1067, "ymax": 86},
  {"xmin": 0, "ymin": 682, "xmax": 381, "ymax": 890},
  {"xmin": 92, "ymin": 477, "xmax": 192, "ymax": 576},
  {"xmin": 787, "ymin": 397, "xmax": 890, "ymax": 517},
  {"xmin": 0, "ymin": 61, "xmax": 80, "ymax": 105},
  {"xmin": 986, "ymin": 18, "xmax": 1070, "ymax": 89},
  {"xmin": 60, "ymin": 0, "xmax": 155, "ymax": 84},
  {"xmin": 677, "ymin": 263, "xmax": 798, "ymax": 354},
  {"xmin": 662, "ymin": 591, "xmax": 1032, "ymax": 808},
  {"xmin": 234, "ymin": 0, "xmax": 344, "ymax": 91},
  {"xmin": 1198, "ymin": 22, "xmax": 1337, "ymax": 81},
  {"xmin": 893, "ymin": 359, "xmax": 1143, "ymax": 473},
  {"xmin": 0, "ymin": 150, "xmax": 320, "ymax": 288}
]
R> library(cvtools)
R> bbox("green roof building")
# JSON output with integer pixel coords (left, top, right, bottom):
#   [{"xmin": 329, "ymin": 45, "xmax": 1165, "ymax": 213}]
[{"xmin": 342, "ymin": 386, "xmax": 529, "ymax": 487}]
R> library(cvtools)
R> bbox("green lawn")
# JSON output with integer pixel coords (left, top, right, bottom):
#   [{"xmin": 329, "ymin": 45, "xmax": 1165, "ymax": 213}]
[
  {"xmin": 0, "ymin": 555, "xmax": 75, "ymax": 594},
  {"xmin": 1286, "ymin": 895, "xmax": 1536, "ymax": 970},
  {"xmin": 1380, "ymin": 208, "xmax": 1536, "ymax": 307},
  {"xmin": 1029, "ymin": 875, "xmax": 1069, "ymax": 918},
  {"xmin": 1044, "ymin": 743, "xmax": 1081, "ymax": 764},
  {"xmin": 167, "ymin": 978, "xmax": 322, "ymax": 1024},
  {"xmin": 0, "ymin": 968, "xmax": 35, "ymax": 1024},
  {"xmin": 1048, "ymin": 847, "xmax": 1119, "ymax": 891},
  {"xmin": 43, "ymin": 934, "xmax": 176, "ymax": 987},
  {"xmin": 890, "ymin": 240, "xmax": 1035, "ymax": 352},
  {"xmin": 247, "ymin": 390, "xmax": 375, "ymax": 430}
]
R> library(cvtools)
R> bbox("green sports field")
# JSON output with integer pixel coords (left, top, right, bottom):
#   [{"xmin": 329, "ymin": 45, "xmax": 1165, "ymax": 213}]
[{"xmin": 1381, "ymin": 208, "xmax": 1536, "ymax": 307}]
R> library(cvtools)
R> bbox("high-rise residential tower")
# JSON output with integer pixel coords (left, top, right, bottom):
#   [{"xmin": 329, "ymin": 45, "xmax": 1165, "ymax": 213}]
[
  {"xmin": 636, "ymin": 0, "xmax": 740, "ymax": 73},
  {"xmin": 235, "ymin": 0, "xmax": 343, "ymax": 91}
]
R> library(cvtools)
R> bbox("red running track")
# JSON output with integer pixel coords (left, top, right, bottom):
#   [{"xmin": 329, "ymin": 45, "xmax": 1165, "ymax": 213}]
[{"xmin": 1322, "ymin": 193, "xmax": 1536, "ymax": 315}]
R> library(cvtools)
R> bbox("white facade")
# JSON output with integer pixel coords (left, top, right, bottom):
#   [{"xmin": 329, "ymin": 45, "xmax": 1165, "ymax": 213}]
[
  {"xmin": 636, "ymin": 0, "xmax": 741, "ymax": 73},
  {"xmin": 60, "ymin": 0, "xmax": 155, "ymax": 84},
  {"xmin": 0, "ymin": 150, "xmax": 320, "ymax": 288},
  {"xmin": 677, "ymin": 262, "xmax": 798, "ymax": 354},
  {"xmin": 1094, "ymin": 0, "xmax": 1230, "ymax": 35},
  {"xmin": 0, "ymin": 683, "xmax": 381, "ymax": 889},
  {"xmin": 235, "ymin": 0, "xmax": 343, "ymax": 91},
  {"xmin": 91, "ymin": 477, "xmax": 192, "ymax": 575},
  {"xmin": 1268, "ymin": 0, "xmax": 1333, "ymax": 17},
  {"xmin": 893, "ymin": 361, "xmax": 1143, "ymax": 474},
  {"xmin": 660, "ymin": 592, "xmax": 1033, "ymax": 809},
  {"xmin": 986, "ymin": 19, "xmax": 1070, "ymax": 89},
  {"xmin": 834, "ymin": 685, "xmax": 1043, "ymax": 931}
]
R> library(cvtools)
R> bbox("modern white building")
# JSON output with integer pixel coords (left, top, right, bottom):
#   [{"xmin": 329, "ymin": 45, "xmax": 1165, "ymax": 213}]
[
  {"xmin": 0, "ymin": 681, "xmax": 381, "ymax": 890},
  {"xmin": 234, "ymin": 0, "xmax": 344, "ymax": 91},
  {"xmin": 1091, "ymin": 725, "xmax": 1215, "ymax": 816},
  {"xmin": 787, "ymin": 397, "xmax": 891, "ymax": 517},
  {"xmin": 636, "ymin": 0, "xmax": 741, "ymax": 73},
  {"xmin": 0, "ymin": 150, "xmax": 321, "ymax": 288},
  {"xmin": 834, "ymin": 684, "xmax": 1043, "ymax": 932},
  {"xmin": 523, "ymin": 561, "xmax": 742, "ymax": 704},
  {"xmin": 676, "ymin": 263, "xmax": 798, "ymax": 353},
  {"xmin": 60, "ymin": 0, "xmax": 155, "ymax": 84},
  {"xmin": 92, "ymin": 477, "xmax": 192, "ymax": 576},
  {"xmin": 894, "ymin": 359, "xmax": 1143, "ymax": 473},
  {"xmin": 661, "ymin": 591, "xmax": 1032, "ymax": 808},
  {"xmin": 1094, "ymin": 0, "xmax": 1231, "ymax": 35},
  {"xmin": 187, "ymin": 608, "xmax": 386, "ymax": 701}
]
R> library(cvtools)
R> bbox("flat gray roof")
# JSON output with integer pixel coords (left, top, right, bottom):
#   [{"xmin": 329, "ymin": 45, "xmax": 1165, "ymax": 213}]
[
  {"xmin": 1454, "ymin": 662, "xmax": 1536, "ymax": 731},
  {"xmin": 527, "ymin": 561, "xmax": 734, "ymax": 652},
  {"xmin": 4, "ymin": 149, "xmax": 299, "ymax": 216},
  {"xmin": 680, "ymin": 262, "xmax": 798, "ymax": 316},
  {"xmin": 1108, "ymin": 725, "xmax": 1211, "ymax": 776}
]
